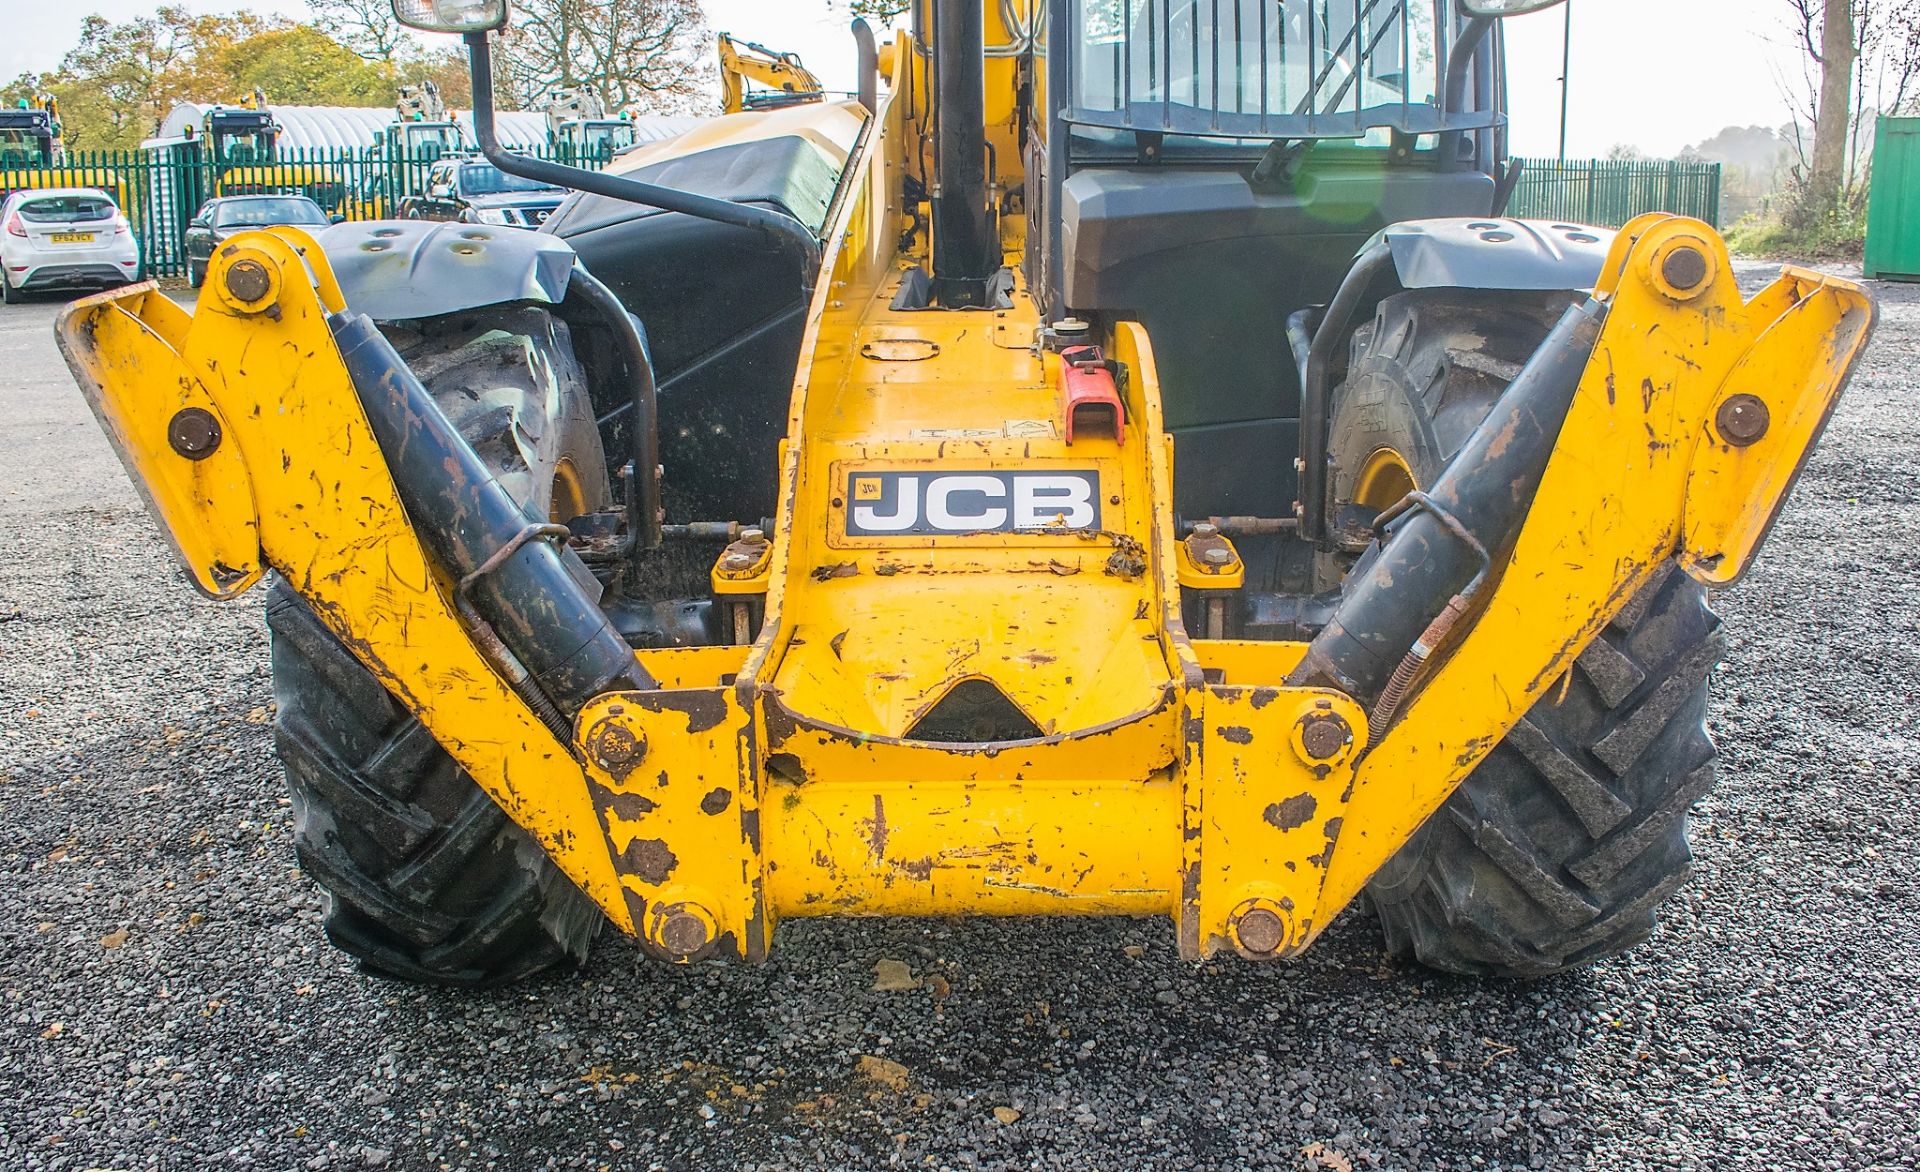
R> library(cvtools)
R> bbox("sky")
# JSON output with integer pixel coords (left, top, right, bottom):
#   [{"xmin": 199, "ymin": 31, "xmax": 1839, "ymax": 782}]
[{"xmin": 3, "ymin": 0, "xmax": 1809, "ymax": 159}]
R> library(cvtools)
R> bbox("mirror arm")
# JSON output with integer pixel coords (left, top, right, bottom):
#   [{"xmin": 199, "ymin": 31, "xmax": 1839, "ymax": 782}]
[{"xmin": 462, "ymin": 33, "xmax": 821, "ymax": 292}]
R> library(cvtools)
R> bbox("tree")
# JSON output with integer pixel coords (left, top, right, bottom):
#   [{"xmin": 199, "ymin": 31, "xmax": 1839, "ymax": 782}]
[
  {"xmin": 496, "ymin": 0, "xmax": 712, "ymax": 114},
  {"xmin": 1781, "ymin": 0, "xmax": 1920, "ymax": 216},
  {"xmin": 306, "ymin": 0, "xmax": 409, "ymax": 64},
  {"xmin": 219, "ymin": 25, "xmax": 395, "ymax": 106}
]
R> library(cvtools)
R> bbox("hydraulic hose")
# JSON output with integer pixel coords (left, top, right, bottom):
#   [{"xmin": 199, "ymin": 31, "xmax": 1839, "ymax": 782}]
[
  {"xmin": 1288, "ymin": 298, "xmax": 1607, "ymax": 711},
  {"xmin": 557, "ymin": 265, "xmax": 663, "ymax": 555},
  {"xmin": 332, "ymin": 313, "xmax": 656, "ymax": 720},
  {"xmin": 1298, "ymin": 244, "xmax": 1394, "ymax": 543}
]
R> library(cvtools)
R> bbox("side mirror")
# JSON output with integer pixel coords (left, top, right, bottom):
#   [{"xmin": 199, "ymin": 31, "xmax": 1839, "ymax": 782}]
[
  {"xmin": 1458, "ymin": 0, "xmax": 1566, "ymax": 15},
  {"xmin": 390, "ymin": 0, "xmax": 507, "ymax": 33},
  {"xmin": 329, "ymin": 213, "xmax": 346, "ymax": 224}
]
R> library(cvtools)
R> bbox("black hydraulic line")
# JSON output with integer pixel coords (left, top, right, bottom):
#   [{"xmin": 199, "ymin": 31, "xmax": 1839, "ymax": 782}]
[
  {"xmin": 930, "ymin": 0, "xmax": 997, "ymax": 305},
  {"xmin": 1286, "ymin": 299, "xmax": 1607, "ymax": 707},
  {"xmin": 333, "ymin": 313, "xmax": 657, "ymax": 712},
  {"xmin": 461, "ymin": 32, "xmax": 821, "ymax": 292},
  {"xmin": 853, "ymin": 19, "xmax": 879, "ymax": 114},
  {"xmin": 1298, "ymin": 243, "xmax": 1394, "ymax": 544},
  {"xmin": 557, "ymin": 265, "xmax": 663, "ymax": 555}
]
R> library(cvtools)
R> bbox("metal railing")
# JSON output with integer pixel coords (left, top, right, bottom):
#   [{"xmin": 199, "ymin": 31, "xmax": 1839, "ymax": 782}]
[
  {"xmin": 0, "ymin": 144, "xmax": 617, "ymax": 278},
  {"xmin": 1506, "ymin": 156, "xmax": 1723, "ymax": 230}
]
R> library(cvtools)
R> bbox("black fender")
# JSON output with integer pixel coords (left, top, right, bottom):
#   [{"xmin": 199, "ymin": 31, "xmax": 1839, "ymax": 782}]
[
  {"xmin": 1369, "ymin": 218, "xmax": 1613, "ymax": 293},
  {"xmin": 315, "ymin": 218, "xmax": 575, "ymax": 322}
]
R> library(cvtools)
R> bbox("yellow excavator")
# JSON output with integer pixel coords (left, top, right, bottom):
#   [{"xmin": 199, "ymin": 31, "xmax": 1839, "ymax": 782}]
[
  {"xmin": 60, "ymin": 0, "xmax": 1870, "ymax": 988},
  {"xmin": 717, "ymin": 32, "xmax": 826, "ymax": 114}
]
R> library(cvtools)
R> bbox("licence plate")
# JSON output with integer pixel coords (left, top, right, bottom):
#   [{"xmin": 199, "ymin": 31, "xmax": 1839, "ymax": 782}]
[{"xmin": 50, "ymin": 232, "xmax": 95, "ymax": 244}]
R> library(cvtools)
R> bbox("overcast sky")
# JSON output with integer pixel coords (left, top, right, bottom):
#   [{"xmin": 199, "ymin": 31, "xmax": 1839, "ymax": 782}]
[{"xmin": 3, "ymin": 0, "xmax": 1808, "ymax": 159}]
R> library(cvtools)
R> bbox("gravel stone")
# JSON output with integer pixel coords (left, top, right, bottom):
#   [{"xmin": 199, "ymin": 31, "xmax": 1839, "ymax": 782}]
[{"xmin": 1, "ymin": 266, "xmax": 1915, "ymax": 1170}]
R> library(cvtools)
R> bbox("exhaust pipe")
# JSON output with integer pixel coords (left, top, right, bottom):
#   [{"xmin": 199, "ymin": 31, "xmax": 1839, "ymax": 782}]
[
  {"xmin": 1288, "ymin": 299, "xmax": 1607, "ymax": 719},
  {"xmin": 332, "ymin": 314, "xmax": 656, "ymax": 725},
  {"xmin": 929, "ymin": 0, "xmax": 996, "ymax": 306}
]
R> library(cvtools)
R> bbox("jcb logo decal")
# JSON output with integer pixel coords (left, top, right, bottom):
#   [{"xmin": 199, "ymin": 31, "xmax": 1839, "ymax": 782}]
[{"xmin": 845, "ymin": 471, "xmax": 1102, "ymax": 536}]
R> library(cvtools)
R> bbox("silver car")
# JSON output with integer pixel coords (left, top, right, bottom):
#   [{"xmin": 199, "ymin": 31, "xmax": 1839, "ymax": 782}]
[{"xmin": 1, "ymin": 187, "xmax": 141, "ymax": 304}]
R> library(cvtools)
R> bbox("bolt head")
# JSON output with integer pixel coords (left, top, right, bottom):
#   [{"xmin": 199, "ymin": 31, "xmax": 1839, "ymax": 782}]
[
  {"xmin": 740, "ymin": 527, "xmax": 768, "ymax": 545},
  {"xmin": 224, "ymin": 258, "xmax": 272, "ymax": 303},
  {"xmin": 723, "ymin": 552, "xmax": 756, "ymax": 570},
  {"xmin": 1201, "ymin": 547, "xmax": 1233, "ymax": 566},
  {"xmin": 1190, "ymin": 522, "xmax": 1219, "ymax": 538}
]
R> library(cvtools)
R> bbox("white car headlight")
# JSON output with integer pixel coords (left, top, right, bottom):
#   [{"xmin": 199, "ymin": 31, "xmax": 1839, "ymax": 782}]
[{"xmin": 470, "ymin": 208, "xmax": 512, "ymax": 225}]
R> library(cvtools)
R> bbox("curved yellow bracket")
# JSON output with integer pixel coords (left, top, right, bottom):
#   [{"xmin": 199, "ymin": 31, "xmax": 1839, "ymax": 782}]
[{"xmin": 1313, "ymin": 216, "xmax": 1873, "ymax": 927}]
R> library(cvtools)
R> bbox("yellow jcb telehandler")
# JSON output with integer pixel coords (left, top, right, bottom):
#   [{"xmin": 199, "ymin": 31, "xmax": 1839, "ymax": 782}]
[{"xmin": 58, "ymin": 0, "xmax": 1871, "ymax": 986}]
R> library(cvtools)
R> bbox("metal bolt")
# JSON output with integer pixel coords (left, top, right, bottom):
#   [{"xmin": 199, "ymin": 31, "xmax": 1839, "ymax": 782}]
[
  {"xmin": 1190, "ymin": 522, "xmax": 1219, "ymax": 538},
  {"xmin": 723, "ymin": 552, "xmax": 757, "ymax": 570},
  {"xmin": 588, "ymin": 722, "xmax": 642, "ymax": 769},
  {"xmin": 1201, "ymin": 547, "xmax": 1233, "ymax": 566},
  {"xmin": 1234, "ymin": 906, "xmax": 1286, "ymax": 957},
  {"xmin": 740, "ymin": 527, "xmax": 768, "ymax": 545},
  {"xmin": 657, "ymin": 909, "xmax": 711, "ymax": 957},
  {"xmin": 1715, "ymin": 393, "xmax": 1770, "ymax": 447},
  {"xmin": 224, "ymin": 258, "xmax": 272, "ymax": 303},
  {"xmin": 166, "ymin": 407, "xmax": 222, "ymax": 461},
  {"xmin": 1662, "ymin": 245, "xmax": 1709, "ymax": 292},
  {"xmin": 1300, "ymin": 713, "xmax": 1351, "ymax": 761}
]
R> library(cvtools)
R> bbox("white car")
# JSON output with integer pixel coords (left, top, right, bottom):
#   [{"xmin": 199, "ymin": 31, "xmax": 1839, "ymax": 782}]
[{"xmin": 1, "ymin": 187, "xmax": 141, "ymax": 304}]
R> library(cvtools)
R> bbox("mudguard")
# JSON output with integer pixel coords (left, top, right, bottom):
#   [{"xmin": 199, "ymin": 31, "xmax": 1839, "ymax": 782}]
[
  {"xmin": 314, "ymin": 218, "xmax": 576, "ymax": 321},
  {"xmin": 1374, "ymin": 217, "xmax": 1614, "ymax": 292}
]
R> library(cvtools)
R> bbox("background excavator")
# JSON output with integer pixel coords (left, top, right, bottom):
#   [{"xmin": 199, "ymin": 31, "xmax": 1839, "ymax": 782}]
[{"xmin": 59, "ymin": 0, "xmax": 1870, "ymax": 988}]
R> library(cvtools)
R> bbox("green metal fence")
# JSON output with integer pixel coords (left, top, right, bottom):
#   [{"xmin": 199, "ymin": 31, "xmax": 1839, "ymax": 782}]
[
  {"xmin": 1507, "ymin": 157, "xmax": 1723, "ymax": 230},
  {"xmin": 1, "ymin": 145, "xmax": 615, "ymax": 278}
]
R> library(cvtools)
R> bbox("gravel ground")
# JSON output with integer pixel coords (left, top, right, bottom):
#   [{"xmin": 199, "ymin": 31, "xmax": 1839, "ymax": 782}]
[{"xmin": 1, "ymin": 264, "xmax": 1915, "ymax": 1172}]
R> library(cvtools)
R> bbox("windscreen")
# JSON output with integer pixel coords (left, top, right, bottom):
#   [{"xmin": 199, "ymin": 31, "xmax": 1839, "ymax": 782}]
[
  {"xmin": 213, "ymin": 197, "xmax": 328, "ymax": 227},
  {"xmin": 20, "ymin": 196, "xmax": 115, "ymax": 223},
  {"xmin": 460, "ymin": 163, "xmax": 562, "ymax": 196},
  {"xmin": 1070, "ymin": 0, "xmax": 1446, "ymax": 138}
]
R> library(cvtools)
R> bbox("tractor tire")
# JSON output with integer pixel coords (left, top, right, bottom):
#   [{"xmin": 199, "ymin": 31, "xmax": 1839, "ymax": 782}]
[
  {"xmin": 1329, "ymin": 287, "xmax": 1725, "ymax": 978},
  {"xmin": 265, "ymin": 305, "xmax": 611, "ymax": 986}
]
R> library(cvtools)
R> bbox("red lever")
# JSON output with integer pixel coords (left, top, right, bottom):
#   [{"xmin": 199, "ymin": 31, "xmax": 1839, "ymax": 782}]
[{"xmin": 1058, "ymin": 345, "xmax": 1125, "ymax": 446}]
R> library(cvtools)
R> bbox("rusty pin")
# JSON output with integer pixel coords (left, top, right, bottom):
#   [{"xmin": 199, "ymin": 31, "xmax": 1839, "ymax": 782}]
[
  {"xmin": 1715, "ymin": 393, "xmax": 1771, "ymax": 447},
  {"xmin": 1234, "ymin": 906, "xmax": 1287, "ymax": 957},
  {"xmin": 166, "ymin": 407, "xmax": 222, "ymax": 461},
  {"xmin": 224, "ymin": 258, "xmax": 273, "ymax": 303},
  {"xmin": 656, "ymin": 910, "xmax": 711, "ymax": 957},
  {"xmin": 1662, "ymin": 245, "xmax": 1709, "ymax": 292},
  {"xmin": 1299, "ymin": 711, "xmax": 1351, "ymax": 762}
]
